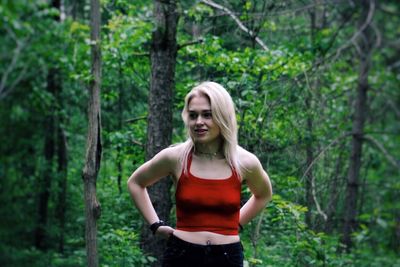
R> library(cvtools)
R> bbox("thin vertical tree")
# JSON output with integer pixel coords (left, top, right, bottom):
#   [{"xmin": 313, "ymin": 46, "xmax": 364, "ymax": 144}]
[
  {"xmin": 342, "ymin": 0, "xmax": 375, "ymax": 251},
  {"xmin": 141, "ymin": 0, "xmax": 179, "ymax": 264},
  {"xmin": 35, "ymin": 70, "xmax": 56, "ymax": 249},
  {"xmin": 116, "ymin": 60, "xmax": 124, "ymax": 194},
  {"xmin": 34, "ymin": 0, "xmax": 62, "ymax": 250},
  {"xmin": 304, "ymin": 0, "xmax": 326, "ymax": 228},
  {"xmin": 54, "ymin": 0, "xmax": 68, "ymax": 253},
  {"xmin": 82, "ymin": 0, "xmax": 102, "ymax": 266},
  {"xmin": 56, "ymin": 122, "xmax": 68, "ymax": 253}
]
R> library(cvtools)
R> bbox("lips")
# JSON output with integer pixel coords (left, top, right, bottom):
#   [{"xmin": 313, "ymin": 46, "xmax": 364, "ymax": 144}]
[{"xmin": 194, "ymin": 129, "xmax": 207, "ymax": 135}]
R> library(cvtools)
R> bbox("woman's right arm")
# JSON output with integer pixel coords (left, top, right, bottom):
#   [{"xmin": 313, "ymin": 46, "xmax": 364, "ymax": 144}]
[{"xmin": 127, "ymin": 147, "xmax": 177, "ymax": 226}]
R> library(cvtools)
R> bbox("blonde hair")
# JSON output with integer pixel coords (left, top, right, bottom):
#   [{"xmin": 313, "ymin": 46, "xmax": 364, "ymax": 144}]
[{"xmin": 180, "ymin": 81, "xmax": 242, "ymax": 178}]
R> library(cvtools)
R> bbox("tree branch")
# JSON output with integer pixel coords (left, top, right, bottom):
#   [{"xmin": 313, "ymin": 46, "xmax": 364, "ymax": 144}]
[
  {"xmin": 371, "ymin": 22, "xmax": 382, "ymax": 48},
  {"xmin": 132, "ymin": 52, "xmax": 150, "ymax": 57},
  {"xmin": 125, "ymin": 115, "xmax": 147, "ymax": 124},
  {"xmin": 178, "ymin": 38, "xmax": 204, "ymax": 50},
  {"xmin": 131, "ymin": 139, "xmax": 144, "ymax": 147},
  {"xmin": 387, "ymin": 99, "xmax": 400, "ymax": 119},
  {"xmin": 0, "ymin": 27, "xmax": 27, "ymax": 99},
  {"xmin": 364, "ymin": 135, "xmax": 400, "ymax": 170},
  {"xmin": 303, "ymin": 68, "xmax": 327, "ymax": 222},
  {"xmin": 333, "ymin": 0, "xmax": 375, "ymax": 60},
  {"xmin": 0, "ymin": 64, "xmax": 28, "ymax": 99},
  {"xmin": 311, "ymin": 171, "xmax": 328, "ymax": 221},
  {"xmin": 200, "ymin": 0, "xmax": 269, "ymax": 51},
  {"xmin": 301, "ymin": 132, "xmax": 352, "ymax": 181}
]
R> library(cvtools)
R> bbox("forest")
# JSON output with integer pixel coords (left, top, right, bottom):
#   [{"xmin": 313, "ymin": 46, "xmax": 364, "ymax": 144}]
[{"xmin": 0, "ymin": 0, "xmax": 399, "ymax": 266}]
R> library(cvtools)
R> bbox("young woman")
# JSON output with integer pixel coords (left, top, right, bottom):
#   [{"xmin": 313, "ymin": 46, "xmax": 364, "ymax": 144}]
[{"xmin": 127, "ymin": 81, "xmax": 272, "ymax": 267}]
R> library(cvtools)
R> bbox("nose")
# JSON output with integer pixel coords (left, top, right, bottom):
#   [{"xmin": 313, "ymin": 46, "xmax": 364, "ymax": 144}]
[{"xmin": 195, "ymin": 115, "xmax": 204, "ymax": 125}]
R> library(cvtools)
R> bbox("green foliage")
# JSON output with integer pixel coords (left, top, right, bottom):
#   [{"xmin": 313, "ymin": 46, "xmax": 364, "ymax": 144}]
[
  {"xmin": 1, "ymin": 1, "xmax": 399, "ymax": 266},
  {"xmin": 242, "ymin": 194, "xmax": 400, "ymax": 267},
  {"xmin": 97, "ymin": 192, "xmax": 147, "ymax": 267}
]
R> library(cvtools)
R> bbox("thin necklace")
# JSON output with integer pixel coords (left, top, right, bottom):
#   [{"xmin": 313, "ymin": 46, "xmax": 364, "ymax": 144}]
[{"xmin": 194, "ymin": 148, "xmax": 222, "ymax": 159}]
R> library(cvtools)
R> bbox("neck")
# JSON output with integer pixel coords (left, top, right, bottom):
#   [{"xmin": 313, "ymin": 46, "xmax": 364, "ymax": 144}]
[
  {"xmin": 194, "ymin": 142, "xmax": 223, "ymax": 159},
  {"xmin": 195, "ymin": 139, "xmax": 221, "ymax": 153}
]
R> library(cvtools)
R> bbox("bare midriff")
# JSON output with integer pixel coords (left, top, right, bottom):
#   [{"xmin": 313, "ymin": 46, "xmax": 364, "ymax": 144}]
[{"xmin": 172, "ymin": 229, "xmax": 240, "ymax": 245}]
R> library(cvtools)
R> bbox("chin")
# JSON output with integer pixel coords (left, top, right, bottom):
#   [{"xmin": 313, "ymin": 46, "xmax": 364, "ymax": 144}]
[{"xmin": 193, "ymin": 138, "xmax": 207, "ymax": 143}]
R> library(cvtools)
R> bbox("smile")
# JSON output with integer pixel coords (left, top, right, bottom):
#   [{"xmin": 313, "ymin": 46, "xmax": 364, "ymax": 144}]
[{"xmin": 194, "ymin": 129, "xmax": 207, "ymax": 135}]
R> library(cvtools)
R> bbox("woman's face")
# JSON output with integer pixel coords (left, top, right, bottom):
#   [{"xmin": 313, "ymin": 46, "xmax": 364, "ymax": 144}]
[{"xmin": 187, "ymin": 94, "xmax": 221, "ymax": 145}]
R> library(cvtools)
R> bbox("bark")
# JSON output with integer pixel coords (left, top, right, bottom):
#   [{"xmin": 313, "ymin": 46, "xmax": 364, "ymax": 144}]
[
  {"xmin": 140, "ymin": 0, "xmax": 179, "ymax": 265},
  {"xmin": 82, "ymin": 0, "xmax": 102, "ymax": 266},
  {"xmin": 342, "ymin": 0, "xmax": 374, "ymax": 251}
]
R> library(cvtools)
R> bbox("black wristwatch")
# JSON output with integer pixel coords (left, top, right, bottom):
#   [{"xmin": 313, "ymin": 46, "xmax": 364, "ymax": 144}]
[{"xmin": 149, "ymin": 220, "xmax": 166, "ymax": 235}]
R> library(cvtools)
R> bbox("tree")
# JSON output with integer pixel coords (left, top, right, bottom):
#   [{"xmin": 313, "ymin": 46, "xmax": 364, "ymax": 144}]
[
  {"xmin": 342, "ymin": 0, "xmax": 375, "ymax": 251},
  {"xmin": 141, "ymin": 0, "xmax": 179, "ymax": 265},
  {"xmin": 34, "ymin": 0, "xmax": 64, "ymax": 251},
  {"xmin": 1, "ymin": 1, "xmax": 400, "ymax": 266},
  {"xmin": 82, "ymin": 0, "xmax": 102, "ymax": 266}
]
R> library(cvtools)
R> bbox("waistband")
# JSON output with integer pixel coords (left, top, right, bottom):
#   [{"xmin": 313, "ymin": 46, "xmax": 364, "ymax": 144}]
[{"xmin": 167, "ymin": 234, "xmax": 243, "ymax": 254}]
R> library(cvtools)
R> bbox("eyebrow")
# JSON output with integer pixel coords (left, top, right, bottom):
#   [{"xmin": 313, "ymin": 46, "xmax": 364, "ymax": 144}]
[{"xmin": 188, "ymin": 109, "xmax": 212, "ymax": 113}]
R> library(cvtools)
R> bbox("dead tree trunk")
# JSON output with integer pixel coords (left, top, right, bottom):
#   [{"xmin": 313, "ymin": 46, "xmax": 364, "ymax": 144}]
[
  {"xmin": 82, "ymin": 0, "xmax": 102, "ymax": 266},
  {"xmin": 342, "ymin": 0, "xmax": 374, "ymax": 251},
  {"xmin": 141, "ymin": 0, "xmax": 179, "ymax": 265}
]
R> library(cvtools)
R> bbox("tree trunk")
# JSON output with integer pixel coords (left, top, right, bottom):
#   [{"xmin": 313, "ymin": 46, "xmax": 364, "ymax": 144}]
[
  {"xmin": 35, "ymin": 86, "xmax": 56, "ymax": 250},
  {"xmin": 342, "ymin": 0, "xmax": 374, "ymax": 251},
  {"xmin": 305, "ymin": 93, "xmax": 314, "ymax": 228},
  {"xmin": 117, "ymin": 146, "xmax": 123, "ymax": 194},
  {"xmin": 34, "ymin": 0, "xmax": 63, "ymax": 251},
  {"xmin": 56, "ymin": 125, "xmax": 68, "ymax": 253},
  {"xmin": 50, "ymin": 0, "xmax": 69, "ymax": 254},
  {"xmin": 82, "ymin": 0, "xmax": 102, "ymax": 266},
  {"xmin": 117, "ymin": 63, "xmax": 124, "ymax": 194},
  {"xmin": 141, "ymin": 0, "xmax": 179, "ymax": 265},
  {"xmin": 324, "ymin": 146, "xmax": 345, "ymax": 233},
  {"xmin": 393, "ymin": 214, "xmax": 400, "ymax": 253},
  {"xmin": 305, "ymin": 0, "xmax": 325, "ymax": 228}
]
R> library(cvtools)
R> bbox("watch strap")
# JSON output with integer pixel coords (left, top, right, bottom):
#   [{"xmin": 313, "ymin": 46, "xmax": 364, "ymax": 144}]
[{"xmin": 149, "ymin": 220, "xmax": 166, "ymax": 235}]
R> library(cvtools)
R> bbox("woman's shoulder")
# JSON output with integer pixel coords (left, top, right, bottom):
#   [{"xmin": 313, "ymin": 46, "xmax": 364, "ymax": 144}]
[
  {"xmin": 237, "ymin": 146, "xmax": 262, "ymax": 173},
  {"xmin": 157, "ymin": 143, "xmax": 186, "ymax": 162},
  {"xmin": 156, "ymin": 143, "xmax": 188, "ymax": 179}
]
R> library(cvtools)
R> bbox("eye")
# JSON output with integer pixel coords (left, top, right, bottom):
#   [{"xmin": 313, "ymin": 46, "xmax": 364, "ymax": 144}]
[
  {"xmin": 203, "ymin": 112, "xmax": 212, "ymax": 119},
  {"xmin": 189, "ymin": 112, "xmax": 198, "ymax": 120}
]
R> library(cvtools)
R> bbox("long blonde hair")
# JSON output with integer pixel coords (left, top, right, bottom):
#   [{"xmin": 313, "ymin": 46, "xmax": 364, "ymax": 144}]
[{"xmin": 180, "ymin": 81, "xmax": 242, "ymax": 178}]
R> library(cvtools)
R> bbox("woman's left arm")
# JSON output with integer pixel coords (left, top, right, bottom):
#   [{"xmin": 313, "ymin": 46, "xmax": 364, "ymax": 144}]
[{"xmin": 239, "ymin": 154, "xmax": 272, "ymax": 226}]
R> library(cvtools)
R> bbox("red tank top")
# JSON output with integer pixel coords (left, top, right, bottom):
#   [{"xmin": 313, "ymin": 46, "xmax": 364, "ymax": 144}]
[{"xmin": 175, "ymin": 152, "xmax": 241, "ymax": 235}]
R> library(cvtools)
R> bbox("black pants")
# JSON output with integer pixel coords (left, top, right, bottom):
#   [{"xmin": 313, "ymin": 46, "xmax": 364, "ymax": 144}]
[{"xmin": 162, "ymin": 235, "xmax": 244, "ymax": 267}]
